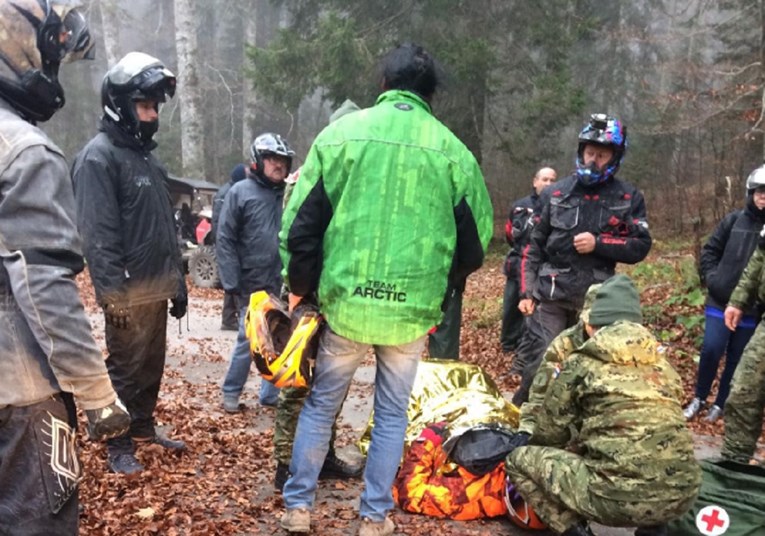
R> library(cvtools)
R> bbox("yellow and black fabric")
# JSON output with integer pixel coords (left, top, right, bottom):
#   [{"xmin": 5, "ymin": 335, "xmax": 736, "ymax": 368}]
[{"xmin": 245, "ymin": 291, "xmax": 323, "ymax": 389}]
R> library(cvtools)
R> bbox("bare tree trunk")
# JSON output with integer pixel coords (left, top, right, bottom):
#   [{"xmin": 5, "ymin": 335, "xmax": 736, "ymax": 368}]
[
  {"xmin": 174, "ymin": 0, "xmax": 205, "ymax": 178},
  {"xmin": 98, "ymin": 0, "xmax": 121, "ymax": 67},
  {"xmin": 242, "ymin": 0, "xmax": 258, "ymax": 159}
]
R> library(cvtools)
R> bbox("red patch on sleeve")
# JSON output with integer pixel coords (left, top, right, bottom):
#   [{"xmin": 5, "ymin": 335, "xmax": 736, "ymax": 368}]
[{"xmin": 623, "ymin": 193, "xmax": 631, "ymax": 200}]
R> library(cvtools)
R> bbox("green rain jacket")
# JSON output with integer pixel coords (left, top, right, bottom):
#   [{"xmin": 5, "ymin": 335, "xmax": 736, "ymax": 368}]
[
  {"xmin": 280, "ymin": 90, "xmax": 493, "ymax": 345},
  {"xmin": 534, "ymin": 321, "xmax": 701, "ymax": 502}
]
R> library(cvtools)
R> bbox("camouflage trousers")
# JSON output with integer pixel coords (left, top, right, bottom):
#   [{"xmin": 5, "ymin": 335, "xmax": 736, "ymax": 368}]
[
  {"xmin": 273, "ymin": 385, "xmax": 339, "ymax": 465},
  {"xmin": 722, "ymin": 322, "xmax": 765, "ymax": 463},
  {"xmin": 505, "ymin": 446, "xmax": 696, "ymax": 534}
]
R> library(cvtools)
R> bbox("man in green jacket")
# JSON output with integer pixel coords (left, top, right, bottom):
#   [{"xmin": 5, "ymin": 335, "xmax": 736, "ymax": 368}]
[
  {"xmin": 506, "ymin": 275, "xmax": 701, "ymax": 536},
  {"xmin": 279, "ymin": 43, "xmax": 493, "ymax": 536},
  {"xmin": 722, "ymin": 235, "xmax": 765, "ymax": 464}
]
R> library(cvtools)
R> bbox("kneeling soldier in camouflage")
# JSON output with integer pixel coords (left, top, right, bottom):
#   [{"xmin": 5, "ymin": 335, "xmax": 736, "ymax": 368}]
[{"xmin": 505, "ymin": 275, "xmax": 701, "ymax": 536}]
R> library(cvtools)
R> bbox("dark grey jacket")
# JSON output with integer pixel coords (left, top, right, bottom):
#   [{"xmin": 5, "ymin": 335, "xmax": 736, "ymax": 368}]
[
  {"xmin": 71, "ymin": 120, "xmax": 186, "ymax": 306},
  {"xmin": 0, "ymin": 100, "xmax": 116, "ymax": 409},
  {"xmin": 216, "ymin": 176, "xmax": 283, "ymax": 297},
  {"xmin": 700, "ymin": 199, "xmax": 765, "ymax": 314}
]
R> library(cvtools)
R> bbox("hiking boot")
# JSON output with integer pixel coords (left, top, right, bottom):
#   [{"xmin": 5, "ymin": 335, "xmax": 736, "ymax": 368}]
[
  {"xmin": 223, "ymin": 395, "xmax": 241, "ymax": 413},
  {"xmin": 220, "ymin": 322, "xmax": 238, "ymax": 331},
  {"xmin": 562, "ymin": 522, "xmax": 595, "ymax": 536},
  {"xmin": 281, "ymin": 508, "xmax": 310, "ymax": 533},
  {"xmin": 135, "ymin": 434, "xmax": 187, "ymax": 451},
  {"xmin": 320, "ymin": 451, "xmax": 363, "ymax": 480},
  {"xmin": 274, "ymin": 462, "xmax": 291, "ymax": 493},
  {"xmin": 358, "ymin": 516, "xmax": 394, "ymax": 536},
  {"xmin": 634, "ymin": 525, "xmax": 668, "ymax": 536},
  {"xmin": 703, "ymin": 404, "xmax": 723, "ymax": 423},
  {"xmin": 683, "ymin": 398, "xmax": 706, "ymax": 420},
  {"xmin": 108, "ymin": 452, "xmax": 144, "ymax": 475}
]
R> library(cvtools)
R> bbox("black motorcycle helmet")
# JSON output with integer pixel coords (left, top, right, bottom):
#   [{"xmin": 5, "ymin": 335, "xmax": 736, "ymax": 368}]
[
  {"xmin": 0, "ymin": 0, "xmax": 95, "ymax": 123},
  {"xmin": 101, "ymin": 51, "xmax": 176, "ymax": 141}
]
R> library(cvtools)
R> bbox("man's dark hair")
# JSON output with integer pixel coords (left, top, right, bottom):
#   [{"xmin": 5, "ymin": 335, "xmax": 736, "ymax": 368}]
[{"xmin": 380, "ymin": 43, "xmax": 439, "ymax": 99}]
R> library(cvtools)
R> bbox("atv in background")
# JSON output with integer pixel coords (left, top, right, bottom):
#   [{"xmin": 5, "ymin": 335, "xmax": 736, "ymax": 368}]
[{"xmin": 166, "ymin": 176, "xmax": 221, "ymax": 288}]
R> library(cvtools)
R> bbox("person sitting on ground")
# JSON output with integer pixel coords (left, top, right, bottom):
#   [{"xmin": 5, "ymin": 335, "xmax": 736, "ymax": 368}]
[
  {"xmin": 505, "ymin": 274, "xmax": 701, "ymax": 536},
  {"xmin": 683, "ymin": 166, "xmax": 765, "ymax": 423}
]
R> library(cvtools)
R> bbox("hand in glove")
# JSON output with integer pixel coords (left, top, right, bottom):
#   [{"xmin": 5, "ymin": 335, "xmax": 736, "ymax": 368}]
[
  {"xmin": 103, "ymin": 300, "xmax": 131, "ymax": 329},
  {"xmin": 170, "ymin": 296, "xmax": 188, "ymax": 319},
  {"xmin": 85, "ymin": 398, "xmax": 131, "ymax": 440}
]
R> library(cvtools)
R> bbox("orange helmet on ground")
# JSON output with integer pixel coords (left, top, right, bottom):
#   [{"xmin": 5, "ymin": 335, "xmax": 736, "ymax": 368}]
[{"xmin": 504, "ymin": 478, "xmax": 547, "ymax": 530}]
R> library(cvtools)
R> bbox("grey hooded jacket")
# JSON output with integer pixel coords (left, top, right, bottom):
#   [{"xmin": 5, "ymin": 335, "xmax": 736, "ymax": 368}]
[{"xmin": 0, "ymin": 100, "xmax": 116, "ymax": 410}]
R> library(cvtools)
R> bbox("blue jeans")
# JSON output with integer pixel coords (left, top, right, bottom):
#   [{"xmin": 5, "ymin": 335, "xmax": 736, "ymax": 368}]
[
  {"xmin": 695, "ymin": 306, "xmax": 757, "ymax": 408},
  {"xmin": 221, "ymin": 306, "xmax": 280, "ymax": 405},
  {"xmin": 283, "ymin": 328, "xmax": 424, "ymax": 521}
]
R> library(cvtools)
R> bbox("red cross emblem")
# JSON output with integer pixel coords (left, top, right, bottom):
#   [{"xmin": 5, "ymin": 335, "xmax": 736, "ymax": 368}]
[{"xmin": 695, "ymin": 505, "xmax": 730, "ymax": 535}]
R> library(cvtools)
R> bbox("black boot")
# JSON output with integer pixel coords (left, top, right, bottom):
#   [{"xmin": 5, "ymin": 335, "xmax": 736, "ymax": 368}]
[
  {"xmin": 274, "ymin": 462, "xmax": 291, "ymax": 493},
  {"xmin": 562, "ymin": 521, "xmax": 595, "ymax": 536},
  {"xmin": 108, "ymin": 452, "xmax": 144, "ymax": 474},
  {"xmin": 319, "ymin": 451, "xmax": 363, "ymax": 480},
  {"xmin": 135, "ymin": 434, "xmax": 187, "ymax": 451},
  {"xmin": 107, "ymin": 437, "xmax": 143, "ymax": 475},
  {"xmin": 634, "ymin": 525, "xmax": 668, "ymax": 536}
]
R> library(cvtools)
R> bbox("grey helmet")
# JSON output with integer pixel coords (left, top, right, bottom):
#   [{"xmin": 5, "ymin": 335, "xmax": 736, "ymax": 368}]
[
  {"xmin": 746, "ymin": 165, "xmax": 765, "ymax": 192},
  {"xmin": 0, "ymin": 0, "xmax": 95, "ymax": 122},
  {"xmin": 101, "ymin": 52, "xmax": 176, "ymax": 140},
  {"xmin": 250, "ymin": 133, "xmax": 295, "ymax": 175}
]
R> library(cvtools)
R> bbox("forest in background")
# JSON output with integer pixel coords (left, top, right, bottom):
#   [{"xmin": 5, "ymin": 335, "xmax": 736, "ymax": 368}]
[{"xmin": 43, "ymin": 0, "xmax": 765, "ymax": 236}]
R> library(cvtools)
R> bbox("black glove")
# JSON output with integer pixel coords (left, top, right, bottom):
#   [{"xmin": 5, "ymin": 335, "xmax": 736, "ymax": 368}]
[
  {"xmin": 103, "ymin": 300, "xmax": 131, "ymax": 329},
  {"xmin": 170, "ymin": 296, "xmax": 188, "ymax": 319},
  {"xmin": 507, "ymin": 431, "xmax": 531, "ymax": 452},
  {"xmin": 85, "ymin": 398, "xmax": 131, "ymax": 440}
]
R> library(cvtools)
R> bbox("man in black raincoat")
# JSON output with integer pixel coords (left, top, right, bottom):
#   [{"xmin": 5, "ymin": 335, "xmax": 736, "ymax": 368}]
[{"xmin": 72, "ymin": 52, "xmax": 188, "ymax": 475}]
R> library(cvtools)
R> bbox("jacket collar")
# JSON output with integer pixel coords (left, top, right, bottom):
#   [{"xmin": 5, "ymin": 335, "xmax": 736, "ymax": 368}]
[
  {"xmin": 375, "ymin": 90, "xmax": 432, "ymax": 114},
  {"xmin": 99, "ymin": 118, "xmax": 157, "ymax": 152}
]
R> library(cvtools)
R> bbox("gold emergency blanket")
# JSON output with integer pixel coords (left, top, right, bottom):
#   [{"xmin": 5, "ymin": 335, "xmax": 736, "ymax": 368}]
[{"xmin": 358, "ymin": 359, "xmax": 519, "ymax": 455}]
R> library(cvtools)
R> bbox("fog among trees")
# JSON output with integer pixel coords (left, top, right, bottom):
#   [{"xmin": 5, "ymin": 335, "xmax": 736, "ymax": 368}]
[{"xmin": 44, "ymin": 0, "xmax": 765, "ymax": 234}]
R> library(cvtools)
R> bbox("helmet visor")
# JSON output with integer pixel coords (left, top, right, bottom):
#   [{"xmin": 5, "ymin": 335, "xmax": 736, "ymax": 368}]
[{"xmin": 60, "ymin": 9, "xmax": 94, "ymax": 61}]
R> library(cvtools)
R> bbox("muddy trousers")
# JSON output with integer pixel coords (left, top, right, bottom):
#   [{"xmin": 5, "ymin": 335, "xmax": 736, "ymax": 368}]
[
  {"xmin": 722, "ymin": 322, "xmax": 765, "ymax": 463},
  {"xmin": 273, "ymin": 385, "xmax": 342, "ymax": 465},
  {"xmin": 104, "ymin": 300, "xmax": 168, "ymax": 452},
  {"xmin": 506, "ymin": 446, "xmax": 696, "ymax": 534},
  {"xmin": 0, "ymin": 395, "xmax": 80, "ymax": 535}
]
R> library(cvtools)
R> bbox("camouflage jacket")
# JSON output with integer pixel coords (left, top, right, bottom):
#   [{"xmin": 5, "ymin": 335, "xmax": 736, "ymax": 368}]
[
  {"xmin": 729, "ymin": 246, "xmax": 765, "ymax": 313},
  {"xmin": 533, "ymin": 321, "xmax": 701, "ymax": 501},
  {"xmin": 517, "ymin": 321, "xmax": 586, "ymax": 435}
]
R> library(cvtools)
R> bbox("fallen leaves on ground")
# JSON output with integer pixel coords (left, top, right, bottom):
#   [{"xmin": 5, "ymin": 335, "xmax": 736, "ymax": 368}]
[{"xmin": 71, "ymin": 251, "xmax": 763, "ymax": 535}]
